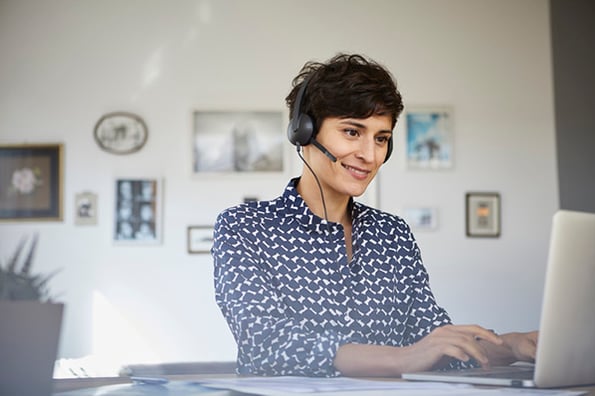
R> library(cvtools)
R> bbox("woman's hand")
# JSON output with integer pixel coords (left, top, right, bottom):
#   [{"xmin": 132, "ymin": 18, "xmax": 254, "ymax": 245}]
[
  {"xmin": 402, "ymin": 324, "xmax": 504, "ymax": 371},
  {"xmin": 501, "ymin": 331, "xmax": 538, "ymax": 362},
  {"xmin": 334, "ymin": 324, "xmax": 503, "ymax": 377}
]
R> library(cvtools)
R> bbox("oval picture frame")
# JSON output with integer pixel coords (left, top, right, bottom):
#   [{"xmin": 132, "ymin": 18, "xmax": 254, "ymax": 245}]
[{"xmin": 93, "ymin": 112, "xmax": 148, "ymax": 155}]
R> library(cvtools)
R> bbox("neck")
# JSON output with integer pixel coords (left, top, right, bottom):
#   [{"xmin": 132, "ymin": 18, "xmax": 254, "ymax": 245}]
[{"xmin": 297, "ymin": 172, "xmax": 351, "ymax": 224}]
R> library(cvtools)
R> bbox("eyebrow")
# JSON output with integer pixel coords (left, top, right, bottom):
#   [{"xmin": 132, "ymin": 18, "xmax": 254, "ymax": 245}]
[{"xmin": 339, "ymin": 119, "xmax": 393, "ymax": 135}]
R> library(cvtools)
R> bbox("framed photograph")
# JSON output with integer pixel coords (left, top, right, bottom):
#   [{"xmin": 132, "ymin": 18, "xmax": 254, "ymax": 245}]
[
  {"xmin": 466, "ymin": 192, "xmax": 501, "ymax": 237},
  {"xmin": 0, "ymin": 144, "xmax": 63, "ymax": 222},
  {"xmin": 187, "ymin": 226, "xmax": 214, "ymax": 254},
  {"xmin": 403, "ymin": 207, "xmax": 438, "ymax": 230},
  {"xmin": 75, "ymin": 191, "xmax": 98, "ymax": 226},
  {"xmin": 114, "ymin": 178, "xmax": 161, "ymax": 244},
  {"xmin": 192, "ymin": 111, "xmax": 284, "ymax": 173},
  {"xmin": 405, "ymin": 107, "xmax": 453, "ymax": 169},
  {"xmin": 243, "ymin": 196, "xmax": 259, "ymax": 203}
]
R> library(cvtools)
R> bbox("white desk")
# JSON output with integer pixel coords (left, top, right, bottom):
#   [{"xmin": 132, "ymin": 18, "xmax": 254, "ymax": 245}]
[{"xmin": 53, "ymin": 374, "xmax": 595, "ymax": 396}]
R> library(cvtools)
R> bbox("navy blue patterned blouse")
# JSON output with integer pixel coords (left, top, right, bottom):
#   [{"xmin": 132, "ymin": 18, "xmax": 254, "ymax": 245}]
[{"xmin": 212, "ymin": 178, "xmax": 453, "ymax": 376}]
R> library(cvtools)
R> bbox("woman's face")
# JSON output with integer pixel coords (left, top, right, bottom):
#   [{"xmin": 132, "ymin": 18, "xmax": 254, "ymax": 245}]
[{"xmin": 303, "ymin": 114, "xmax": 393, "ymax": 199}]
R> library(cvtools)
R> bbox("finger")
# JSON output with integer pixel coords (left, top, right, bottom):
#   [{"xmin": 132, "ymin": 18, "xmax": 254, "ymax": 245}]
[
  {"xmin": 441, "ymin": 345, "xmax": 472, "ymax": 364},
  {"xmin": 521, "ymin": 339, "xmax": 538, "ymax": 359},
  {"xmin": 444, "ymin": 343, "xmax": 490, "ymax": 368},
  {"xmin": 442, "ymin": 331, "xmax": 491, "ymax": 366},
  {"xmin": 474, "ymin": 330, "xmax": 503, "ymax": 346},
  {"xmin": 462, "ymin": 341, "xmax": 491, "ymax": 367},
  {"xmin": 452, "ymin": 325, "xmax": 503, "ymax": 345}
]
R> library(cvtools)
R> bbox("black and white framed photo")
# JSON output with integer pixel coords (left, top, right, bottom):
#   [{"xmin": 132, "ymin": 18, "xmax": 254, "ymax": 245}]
[
  {"xmin": 192, "ymin": 111, "xmax": 284, "ymax": 173},
  {"xmin": 187, "ymin": 226, "xmax": 214, "ymax": 254},
  {"xmin": 466, "ymin": 192, "xmax": 500, "ymax": 237},
  {"xmin": 405, "ymin": 106, "xmax": 454, "ymax": 170},
  {"xmin": 74, "ymin": 191, "xmax": 97, "ymax": 226},
  {"xmin": 114, "ymin": 178, "xmax": 161, "ymax": 244}
]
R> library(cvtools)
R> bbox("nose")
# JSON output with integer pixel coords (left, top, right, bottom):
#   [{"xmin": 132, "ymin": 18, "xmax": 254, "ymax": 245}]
[{"xmin": 355, "ymin": 138, "xmax": 377, "ymax": 162}]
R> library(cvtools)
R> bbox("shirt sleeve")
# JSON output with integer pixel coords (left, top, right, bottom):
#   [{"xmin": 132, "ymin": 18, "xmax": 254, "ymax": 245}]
[
  {"xmin": 401, "ymin": 228, "xmax": 476, "ymax": 370},
  {"xmin": 212, "ymin": 210, "xmax": 351, "ymax": 377},
  {"xmin": 401, "ymin": 228, "xmax": 453, "ymax": 344}
]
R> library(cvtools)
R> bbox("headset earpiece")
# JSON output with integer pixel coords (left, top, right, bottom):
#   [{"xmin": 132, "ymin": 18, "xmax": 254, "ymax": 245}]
[
  {"xmin": 384, "ymin": 138, "xmax": 392, "ymax": 163},
  {"xmin": 288, "ymin": 113, "xmax": 314, "ymax": 146},
  {"xmin": 287, "ymin": 77, "xmax": 315, "ymax": 147}
]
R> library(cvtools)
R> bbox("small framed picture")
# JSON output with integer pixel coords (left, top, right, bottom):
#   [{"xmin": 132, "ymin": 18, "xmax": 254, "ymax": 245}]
[
  {"xmin": 114, "ymin": 178, "xmax": 162, "ymax": 244},
  {"xmin": 187, "ymin": 226, "xmax": 214, "ymax": 254},
  {"xmin": 0, "ymin": 144, "xmax": 63, "ymax": 221},
  {"xmin": 243, "ymin": 196, "xmax": 259, "ymax": 203},
  {"xmin": 74, "ymin": 191, "xmax": 98, "ymax": 225},
  {"xmin": 405, "ymin": 107, "xmax": 454, "ymax": 170},
  {"xmin": 466, "ymin": 192, "xmax": 501, "ymax": 237},
  {"xmin": 403, "ymin": 207, "xmax": 438, "ymax": 230}
]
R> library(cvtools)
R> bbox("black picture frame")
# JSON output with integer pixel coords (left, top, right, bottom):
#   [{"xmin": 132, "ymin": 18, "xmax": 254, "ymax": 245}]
[
  {"xmin": 187, "ymin": 225, "xmax": 214, "ymax": 254},
  {"xmin": 465, "ymin": 192, "xmax": 501, "ymax": 237}
]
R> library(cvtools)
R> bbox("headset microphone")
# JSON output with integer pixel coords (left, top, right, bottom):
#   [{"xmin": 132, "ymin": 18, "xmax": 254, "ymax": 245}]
[{"xmin": 310, "ymin": 139, "xmax": 337, "ymax": 162}]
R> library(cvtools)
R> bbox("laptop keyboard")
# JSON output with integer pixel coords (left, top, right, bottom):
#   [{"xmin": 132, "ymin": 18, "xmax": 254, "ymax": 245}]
[{"xmin": 459, "ymin": 367, "xmax": 534, "ymax": 380}]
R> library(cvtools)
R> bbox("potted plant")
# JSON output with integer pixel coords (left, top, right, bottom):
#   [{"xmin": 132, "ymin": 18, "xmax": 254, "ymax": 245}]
[{"xmin": 0, "ymin": 233, "xmax": 64, "ymax": 396}]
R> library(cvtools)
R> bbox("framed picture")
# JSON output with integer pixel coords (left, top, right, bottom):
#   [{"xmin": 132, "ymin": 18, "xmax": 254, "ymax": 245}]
[
  {"xmin": 187, "ymin": 226, "xmax": 214, "ymax": 254},
  {"xmin": 74, "ymin": 191, "xmax": 98, "ymax": 226},
  {"xmin": 93, "ymin": 112, "xmax": 149, "ymax": 155},
  {"xmin": 0, "ymin": 144, "xmax": 63, "ymax": 222},
  {"xmin": 192, "ymin": 111, "xmax": 284, "ymax": 173},
  {"xmin": 403, "ymin": 207, "xmax": 438, "ymax": 230},
  {"xmin": 466, "ymin": 192, "xmax": 501, "ymax": 237},
  {"xmin": 114, "ymin": 178, "xmax": 161, "ymax": 244},
  {"xmin": 405, "ymin": 107, "xmax": 453, "ymax": 169}
]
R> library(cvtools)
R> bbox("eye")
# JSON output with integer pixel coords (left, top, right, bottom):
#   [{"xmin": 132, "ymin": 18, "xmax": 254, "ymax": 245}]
[
  {"xmin": 375, "ymin": 135, "xmax": 391, "ymax": 144},
  {"xmin": 343, "ymin": 128, "xmax": 359, "ymax": 137}
]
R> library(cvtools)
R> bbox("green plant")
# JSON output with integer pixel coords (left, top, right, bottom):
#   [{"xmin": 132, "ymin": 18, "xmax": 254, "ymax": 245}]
[{"xmin": 0, "ymin": 233, "xmax": 58, "ymax": 301}]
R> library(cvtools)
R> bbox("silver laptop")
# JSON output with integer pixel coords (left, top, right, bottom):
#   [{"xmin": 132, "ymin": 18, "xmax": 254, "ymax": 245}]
[{"xmin": 403, "ymin": 210, "xmax": 595, "ymax": 388}]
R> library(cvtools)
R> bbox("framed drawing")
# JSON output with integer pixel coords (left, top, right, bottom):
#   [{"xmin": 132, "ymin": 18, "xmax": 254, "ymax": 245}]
[
  {"xmin": 405, "ymin": 107, "xmax": 453, "ymax": 169},
  {"xmin": 114, "ymin": 178, "xmax": 161, "ymax": 244},
  {"xmin": 74, "ymin": 191, "xmax": 98, "ymax": 225},
  {"xmin": 403, "ymin": 207, "xmax": 438, "ymax": 230},
  {"xmin": 187, "ymin": 226, "xmax": 214, "ymax": 254},
  {"xmin": 192, "ymin": 111, "xmax": 284, "ymax": 173},
  {"xmin": 466, "ymin": 192, "xmax": 501, "ymax": 237},
  {"xmin": 0, "ymin": 144, "xmax": 63, "ymax": 222},
  {"xmin": 94, "ymin": 112, "xmax": 148, "ymax": 155}
]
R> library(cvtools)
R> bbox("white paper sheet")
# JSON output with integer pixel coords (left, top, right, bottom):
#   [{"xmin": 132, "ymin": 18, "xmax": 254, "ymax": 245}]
[{"xmin": 196, "ymin": 376, "xmax": 588, "ymax": 396}]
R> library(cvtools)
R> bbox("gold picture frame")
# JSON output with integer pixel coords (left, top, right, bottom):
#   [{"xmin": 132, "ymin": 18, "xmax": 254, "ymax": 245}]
[{"xmin": 0, "ymin": 144, "xmax": 63, "ymax": 222}]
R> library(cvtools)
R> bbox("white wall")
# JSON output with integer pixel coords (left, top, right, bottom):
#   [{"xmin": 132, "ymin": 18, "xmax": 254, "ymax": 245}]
[{"xmin": 0, "ymin": 0, "xmax": 557, "ymax": 368}]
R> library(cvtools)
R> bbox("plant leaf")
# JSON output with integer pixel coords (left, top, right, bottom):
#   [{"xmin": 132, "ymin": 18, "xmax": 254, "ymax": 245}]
[
  {"xmin": 5, "ymin": 236, "xmax": 27, "ymax": 272},
  {"xmin": 21, "ymin": 232, "xmax": 38, "ymax": 274}
]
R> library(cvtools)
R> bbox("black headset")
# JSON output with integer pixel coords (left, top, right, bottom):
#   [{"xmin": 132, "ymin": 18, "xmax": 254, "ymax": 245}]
[{"xmin": 287, "ymin": 77, "xmax": 393, "ymax": 163}]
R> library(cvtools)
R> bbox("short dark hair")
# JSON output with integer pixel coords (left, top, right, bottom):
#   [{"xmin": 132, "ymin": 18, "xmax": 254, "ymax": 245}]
[{"xmin": 285, "ymin": 53, "xmax": 404, "ymax": 133}]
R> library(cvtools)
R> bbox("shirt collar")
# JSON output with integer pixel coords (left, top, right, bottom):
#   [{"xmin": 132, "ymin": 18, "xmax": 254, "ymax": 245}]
[{"xmin": 281, "ymin": 177, "xmax": 372, "ymax": 232}]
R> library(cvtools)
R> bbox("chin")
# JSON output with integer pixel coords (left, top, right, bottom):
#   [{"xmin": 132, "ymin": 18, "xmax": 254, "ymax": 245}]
[
  {"xmin": 336, "ymin": 175, "xmax": 374, "ymax": 198},
  {"xmin": 345, "ymin": 184, "xmax": 370, "ymax": 198}
]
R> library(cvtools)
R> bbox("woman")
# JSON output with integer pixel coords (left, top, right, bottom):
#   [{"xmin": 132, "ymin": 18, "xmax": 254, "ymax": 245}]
[{"xmin": 212, "ymin": 53, "xmax": 537, "ymax": 377}]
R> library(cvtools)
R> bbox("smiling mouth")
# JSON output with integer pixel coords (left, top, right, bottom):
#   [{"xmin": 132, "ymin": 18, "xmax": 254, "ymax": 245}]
[{"xmin": 343, "ymin": 164, "xmax": 370, "ymax": 177}]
